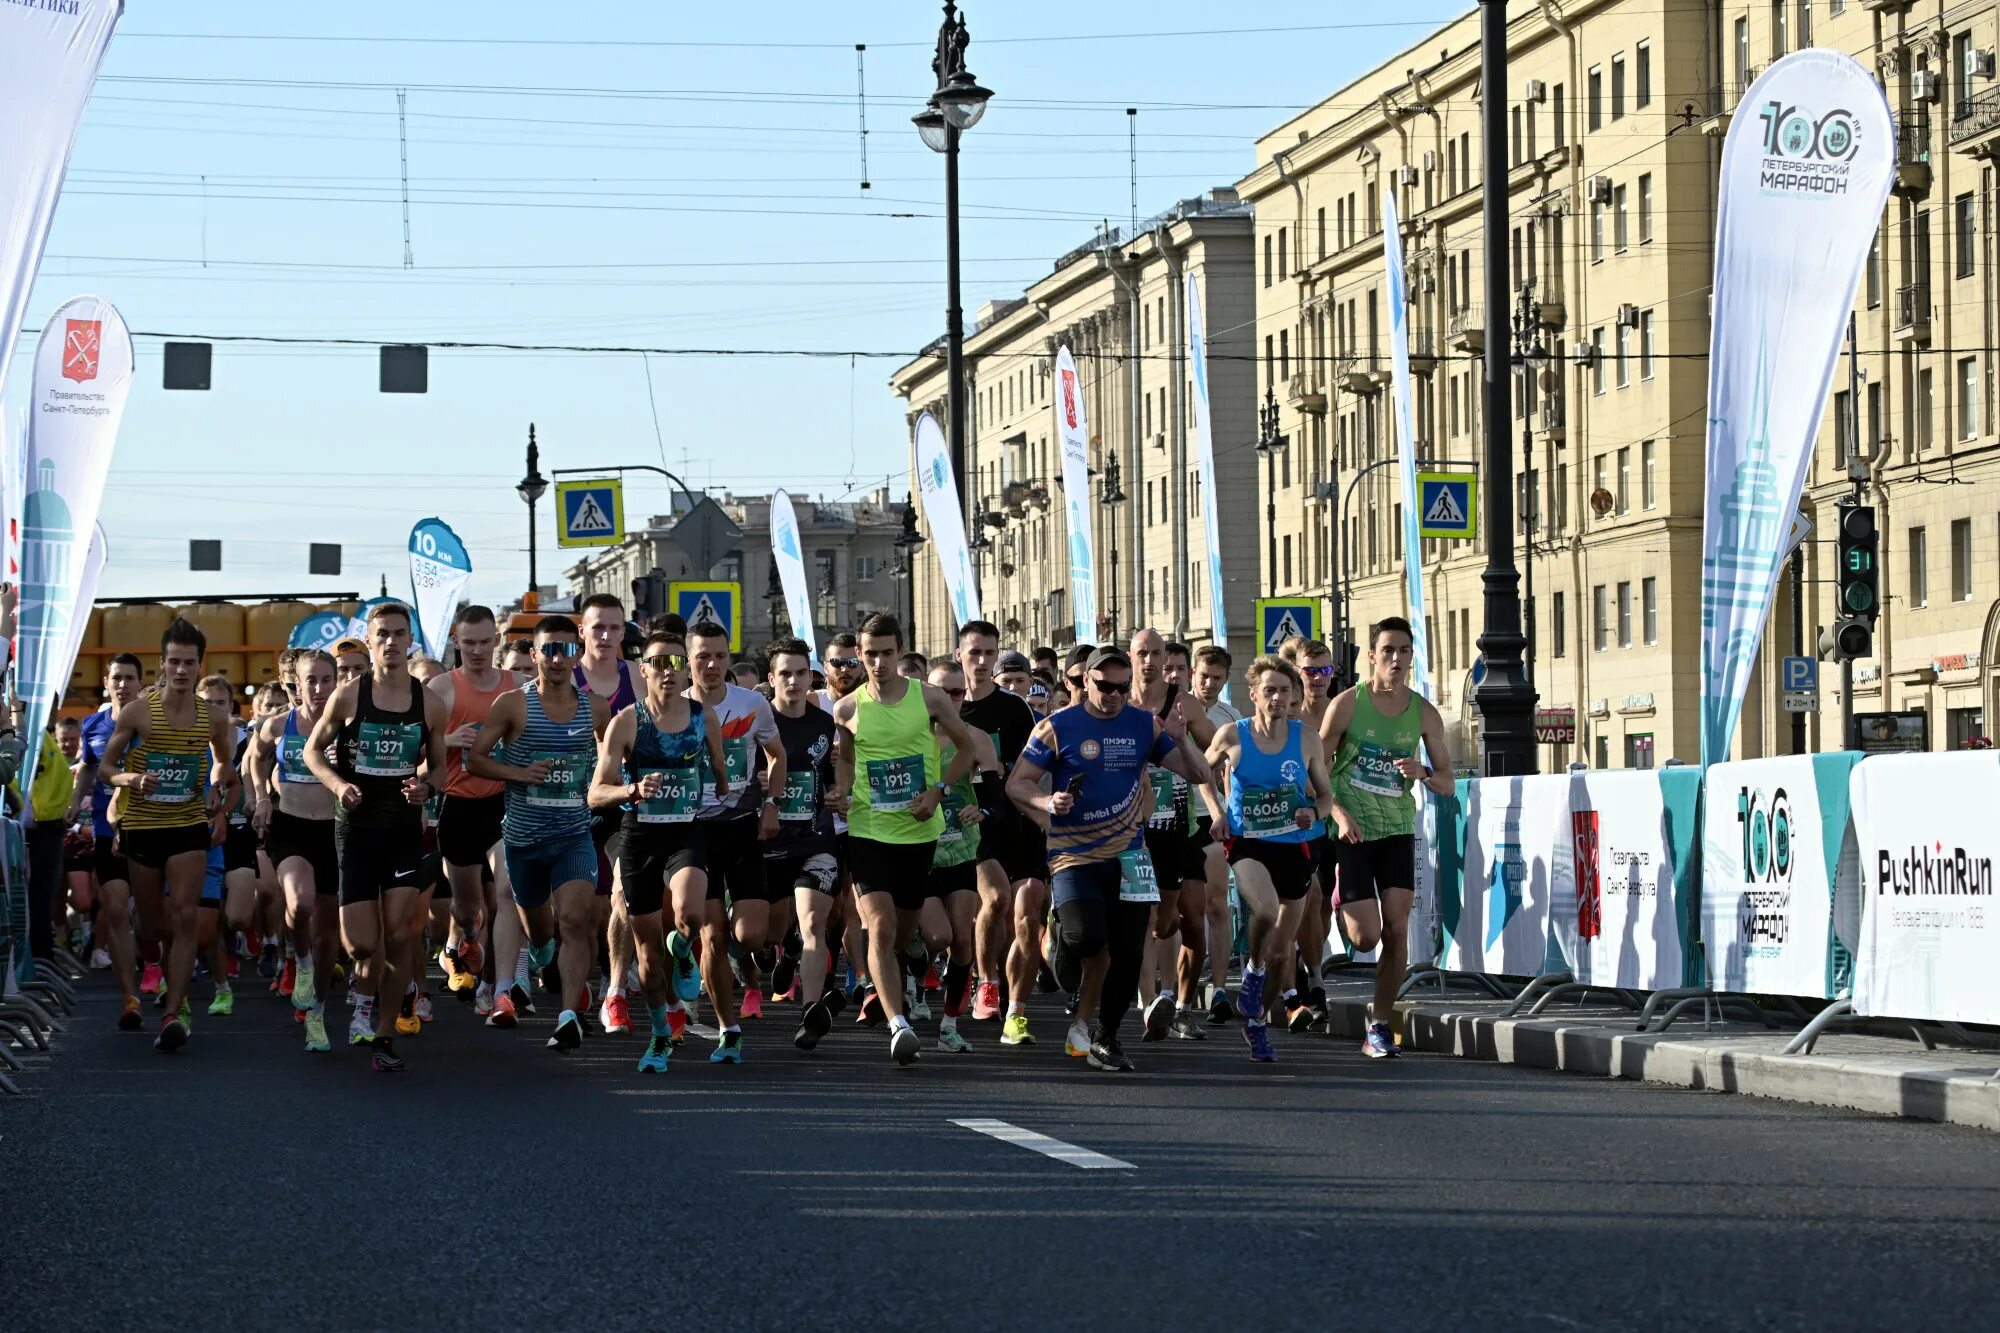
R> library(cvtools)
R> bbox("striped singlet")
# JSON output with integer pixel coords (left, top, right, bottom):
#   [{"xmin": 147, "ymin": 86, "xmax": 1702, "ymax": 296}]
[
  {"xmin": 499, "ymin": 681, "xmax": 597, "ymax": 846},
  {"xmin": 121, "ymin": 692, "xmax": 212, "ymax": 831}
]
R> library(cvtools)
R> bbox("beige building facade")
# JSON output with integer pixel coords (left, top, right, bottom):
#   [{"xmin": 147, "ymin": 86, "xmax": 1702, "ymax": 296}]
[
  {"xmin": 889, "ymin": 192, "xmax": 1261, "ymax": 665},
  {"xmin": 1240, "ymin": 0, "xmax": 2000, "ymax": 766}
]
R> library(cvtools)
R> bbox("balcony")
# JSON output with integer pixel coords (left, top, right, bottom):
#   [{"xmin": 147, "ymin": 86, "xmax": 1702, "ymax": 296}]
[
  {"xmin": 1701, "ymin": 82, "xmax": 1743, "ymax": 137},
  {"xmin": 1540, "ymin": 395, "xmax": 1566, "ymax": 443},
  {"xmin": 1447, "ymin": 305, "xmax": 1484, "ymax": 354},
  {"xmin": 1338, "ymin": 355, "xmax": 1383, "ymax": 395},
  {"xmin": 1407, "ymin": 329, "xmax": 1438, "ymax": 377},
  {"xmin": 1894, "ymin": 115, "xmax": 1932, "ymax": 197},
  {"xmin": 1285, "ymin": 369, "xmax": 1328, "ymax": 416},
  {"xmin": 1950, "ymin": 87, "xmax": 2000, "ymax": 159},
  {"xmin": 1894, "ymin": 282, "xmax": 1932, "ymax": 345}
]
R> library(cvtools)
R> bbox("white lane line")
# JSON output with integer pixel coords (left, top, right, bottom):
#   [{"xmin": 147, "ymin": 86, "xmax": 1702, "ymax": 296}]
[{"xmin": 949, "ymin": 1118, "xmax": 1135, "ymax": 1170}]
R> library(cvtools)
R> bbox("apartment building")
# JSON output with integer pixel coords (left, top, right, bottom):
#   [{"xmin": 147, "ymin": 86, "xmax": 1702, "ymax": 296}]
[
  {"xmin": 1240, "ymin": 0, "xmax": 2000, "ymax": 765},
  {"xmin": 889, "ymin": 192, "xmax": 1260, "ymax": 664}
]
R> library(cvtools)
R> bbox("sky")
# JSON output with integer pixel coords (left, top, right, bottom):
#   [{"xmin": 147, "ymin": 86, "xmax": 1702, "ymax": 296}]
[{"xmin": 7, "ymin": 1, "xmax": 1460, "ymax": 609}]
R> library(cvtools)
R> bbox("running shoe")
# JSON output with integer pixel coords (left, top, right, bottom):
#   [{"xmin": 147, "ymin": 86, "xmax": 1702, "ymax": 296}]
[
  {"xmin": 415, "ymin": 993, "xmax": 434, "ymax": 1023},
  {"xmin": 258, "ymin": 942, "xmax": 279, "ymax": 980},
  {"xmin": 349, "ymin": 1010, "xmax": 374, "ymax": 1046},
  {"xmin": 794, "ymin": 996, "xmax": 833, "ymax": 1051},
  {"xmin": 1170, "ymin": 1009, "xmax": 1208, "ymax": 1041},
  {"xmin": 889, "ymin": 1023, "xmax": 920, "ymax": 1067},
  {"xmin": 936, "ymin": 1021, "xmax": 972, "ymax": 1054},
  {"xmin": 117, "ymin": 996, "xmax": 142, "ymax": 1031},
  {"xmin": 636, "ymin": 1034, "xmax": 672, "ymax": 1073},
  {"xmin": 448, "ymin": 966, "xmax": 477, "ymax": 995},
  {"xmin": 666, "ymin": 930, "xmax": 701, "ymax": 1002},
  {"xmin": 1142, "ymin": 992, "xmax": 1175, "ymax": 1042},
  {"xmin": 292, "ymin": 1005, "xmax": 306, "ymax": 1025},
  {"xmin": 278, "ymin": 956, "xmax": 298, "ymax": 999},
  {"xmin": 1363, "ymin": 1021, "xmax": 1398, "ymax": 1059},
  {"xmin": 971, "ymin": 979, "xmax": 1001, "ymax": 1022},
  {"xmin": 207, "ymin": 986, "xmax": 234, "ymax": 1018},
  {"xmin": 396, "ymin": 993, "xmax": 421, "ymax": 1037},
  {"xmin": 1000, "ymin": 1013, "xmax": 1034, "ymax": 1046},
  {"xmin": 456, "ymin": 937, "xmax": 483, "ymax": 977},
  {"xmin": 770, "ymin": 951, "xmax": 797, "ymax": 1000},
  {"xmin": 509, "ymin": 981, "xmax": 536, "ymax": 1017},
  {"xmin": 856, "ymin": 990, "xmax": 885, "ymax": 1026},
  {"xmin": 1208, "ymin": 989, "xmax": 1235, "ymax": 1026},
  {"xmin": 155, "ymin": 1015, "xmax": 188, "ymax": 1053},
  {"xmin": 740, "ymin": 987, "xmax": 764, "ymax": 1020},
  {"xmin": 90, "ymin": 947, "xmax": 112, "ymax": 970},
  {"xmin": 304, "ymin": 1009, "xmax": 330, "ymax": 1053},
  {"xmin": 666, "ymin": 1004, "xmax": 689, "ymax": 1044},
  {"xmin": 528, "ymin": 936, "xmax": 557, "ymax": 974},
  {"xmin": 909, "ymin": 990, "xmax": 931, "ymax": 1022},
  {"xmin": 438, "ymin": 947, "xmax": 464, "ymax": 990},
  {"xmin": 1236, "ymin": 970, "xmax": 1266, "ymax": 1022},
  {"xmin": 600, "ymin": 992, "xmax": 632, "ymax": 1035},
  {"xmin": 179, "ymin": 996, "xmax": 194, "ymax": 1030},
  {"xmin": 1286, "ymin": 1000, "xmax": 1316, "ymax": 1033},
  {"xmin": 1036, "ymin": 959, "xmax": 1059, "ymax": 993},
  {"xmin": 1245, "ymin": 1021, "xmax": 1277, "ymax": 1063},
  {"xmin": 710, "ymin": 1030, "xmax": 744, "ymax": 1065},
  {"xmin": 487, "ymin": 991, "xmax": 518, "ymax": 1029},
  {"xmin": 1087, "ymin": 1036, "xmax": 1134, "ymax": 1072},
  {"xmin": 1064, "ymin": 1019, "xmax": 1091, "ymax": 1058},
  {"xmin": 923, "ymin": 961, "xmax": 941, "ymax": 991},
  {"xmin": 371, "ymin": 1037, "xmax": 405, "ymax": 1073},
  {"xmin": 549, "ymin": 1010, "xmax": 584, "ymax": 1052},
  {"xmin": 473, "ymin": 981, "xmax": 495, "ymax": 1017},
  {"xmin": 140, "ymin": 961, "xmax": 163, "ymax": 995}
]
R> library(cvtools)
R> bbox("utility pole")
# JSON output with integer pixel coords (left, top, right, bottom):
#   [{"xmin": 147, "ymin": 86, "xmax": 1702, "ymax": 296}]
[{"xmin": 1471, "ymin": 0, "xmax": 1538, "ymax": 776}]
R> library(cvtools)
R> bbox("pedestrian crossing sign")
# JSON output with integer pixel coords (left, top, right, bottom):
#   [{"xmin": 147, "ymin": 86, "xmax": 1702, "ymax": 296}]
[
  {"xmin": 556, "ymin": 478, "xmax": 625, "ymax": 548},
  {"xmin": 1416, "ymin": 470, "xmax": 1477, "ymax": 539},
  {"xmin": 670, "ymin": 581, "xmax": 742, "ymax": 651},
  {"xmin": 1255, "ymin": 597, "xmax": 1321, "ymax": 653}
]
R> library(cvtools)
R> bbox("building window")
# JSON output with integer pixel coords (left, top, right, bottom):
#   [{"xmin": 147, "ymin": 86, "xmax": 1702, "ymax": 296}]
[
  {"xmin": 1797, "ymin": 1, "xmax": 1811, "ymax": 48},
  {"xmin": 1591, "ymin": 199, "xmax": 1605, "ymax": 262},
  {"xmin": 1642, "ymin": 440, "xmax": 1656, "ymax": 508},
  {"xmin": 1626, "ymin": 734, "xmax": 1655, "ymax": 770},
  {"xmin": 1952, "ymin": 517, "xmax": 1974, "ymax": 602},
  {"xmin": 1611, "ymin": 55, "xmax": 1626, "ymax": 121},
  {"xmin": 1592, "ymin": 327, "xmax": 1606, "ymax": 395},
  {"xmin": 1553, "ymin": 83, "xmax": 1566, "ymax": 149},
  {"xmin": 1636, "ymin": 41, "xmax": 1651, "ymax": 109},
  {"xmin": 1614, "ymin": 183, "xmax": 1629, "ymax": 251},
  {"xmin": 1277, "ymin": 227, "xmax": 1288, "ymax": 281},
  {"xmin": 1948, "ymin": 706, "xmax": 1986, "ymax": 751},
  {"xmin": 1910, "ymin": 525, "xmax": 1928, "ymax": 608},
  {"xmin": 1617, "ymin": 581, "xmax": 1633, "ymax": 648},
  {"xmin": 1593, "ymin": 584, "xmax": 1608, "ymax": 651},
  {"xmin": 1553, "ymin": 590, "xmax": 1567, "ymax": 658},
  {"xmin": 1616, "ymin": 446, "xmax": 1631, "ymax": 513},
  {"xmin": 854, "ymin": 555, "xmax": 877, "ymax": 582},
  {"xmin": 1960, "ymin": 356, "xmax": 1980, "ymax": 440},
  {"xmin": 1771, "ymin": 0, "xmax": 1787, "ymax": 58},
  {"xmin": 1956, "ymin": 193, "xmax": 1976, "ymax": 278},
  {"xmin": 1262, "ymin": 234, "xmax": 1273, "ymax": 287},
  {"xmin": 1316, "ymin": 206, "xmax": 1326, "ymax": 260},
  {"xmin": 1279, "ymin": 328, "xmax": 1290, "ymax": 380},
  {"xmin": 1917, "ymin": 367, "xmax": 1934, "ymax": 452},
  {"xmin": 1588, "ymin": 66, "xmax": 1603, "ymax": 131},
  {"xmin": 1735, "ymin": 17, "xmax": 1750, "ymax": 90},
  {"xmin": 1510, "ymin": 105, "xmax": 1523, "ymax": 166},
  {"xmin": 1867, "ymin": 233, "xmax": 1882, "ymax": 307},
  {"xmin": 1642, "ymin": 577, "xmax": 1658, "ymax": 644},
  {"xmin": 1834, "ymin": 389, "xmax": 1853, "ymax": 465},
  {"xmin": 1639, "ymin": 310, "xmax": 1655, "ymax": 379},
  {"xmin": 1638, "ymin": 173, "xmax": 1653, "ymax": 242},
  {"xmin": 1617, "ymin": 325, "xmax": 1632, "ymax": 388}
]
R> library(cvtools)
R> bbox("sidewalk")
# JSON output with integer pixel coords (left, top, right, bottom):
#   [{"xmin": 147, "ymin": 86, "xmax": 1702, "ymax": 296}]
[{"xmin": 1321, "ymin": 974, "xmax": 2000, "ymax": 1131}]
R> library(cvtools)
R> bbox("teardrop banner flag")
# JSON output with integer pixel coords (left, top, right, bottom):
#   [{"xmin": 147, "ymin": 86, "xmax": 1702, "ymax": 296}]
[
  {"xmin": 913, "ymin": 411, "xmax": 981, "ymax": 631},
  {"xmin": 288, "ymin": 613, "xmax": 347, "ymax": 651},
  {"xmin": 1184, "ymin": 273, "xmax": 1229, "ymax": 697},
  {"xmin": 769, "ymin": 490, "xmax": 820, "ymax": 667},
  {"xmin": 1381, "ymin": 187, "xmax": 1433, "ymax": 701},
  {"xmin": 0, "ymin": 0, "xmax": 122, "ymax": 410},
  {"xmin": 1052, "ymin": 346, "xmax": 1097, "ymax": 644},
  {"xmin": 1699, "ymin": 50, "xmax": 1893, "ymax": 765},
  {"xmin": 17, "ymin": 297, "xmax": 132, "ymax": 788},
  {"xmin": 408, "ymin": 517, "xmax": 473, "ymax": 660}
]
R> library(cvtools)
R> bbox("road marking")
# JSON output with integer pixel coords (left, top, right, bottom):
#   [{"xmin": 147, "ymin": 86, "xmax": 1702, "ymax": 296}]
[{"xmin": 949, "ymin": 1118, "xmax": 1135, "ymax": 1170}]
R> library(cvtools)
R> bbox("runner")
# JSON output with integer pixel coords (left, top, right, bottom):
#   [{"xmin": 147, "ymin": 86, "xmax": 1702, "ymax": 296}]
[
  {"xmin": 428, "ymin": 605, "xmax": 514, "ymax": 1020},
  {"xmin": 685, "ymin": 618, "xmax": 786, "ymax": 1063},
  {"xmin": 924, "ymin": 658, "xmax": 989, "ymax": 1053},
  {"xmin": 196, "ymin": 674, "xmax": 258, "ymax": 1019},
  {"xmin": 1129, "ymin": 628, "xmax": 1219, "ymax": 1043},
  {"xmin": 1191, "ymin": 643, "xmax": 1243, "ymax": 1023},
  {"xmin": 72, "ymin": 653, "xmax": 146, "ymax": 1020},
  {"xmin": 98, "ymin": 618, "xmax": 239, "ymax": 1052},
  {"xmin": 1205, "ymin": 654, "xmax": 1348, "ymax": 1062},
  {"xmin": 1319, "ymin": 616, "xmax": 1455, "ymax": 1059},
  {"xmin": 1280, "ymin": 635, "xmax": 1341, "ymax": 1029},
  {"xmin": 953, "ymin": 623, "xmax": 1047, "ymax": 1045},
  {"xmin": 1005, "ymin": 645, "xmax": 1210, "ymax": 1072},
  {"xmin": 467, "ymin": 615, "xmax": 610, "ymax": 1054},
  {"xmin": 754, "ymin": 637, "xmax": 846, "ymax": 1052},
  {"xmin": 248, "ymin": 647, "xmax": 339, "ymax": 1052},
  {"xmin": 247, "ymin": 681, "xmax": 290, "ymax": 980},
  {"xmin": 589, "ymin": 629, "xmax": 730, "ymax": 1072},
  {"xmin": 828, "ymin": 613, "xmax": 978, "ymax": 1066},
  {"xmin": 815, "ymin": 631, "xmax": 869, "ymax": 1009},
  {"xmin": 574, "ymin": 592, "xmax": 637, "ymax": 1035},
  {"xmin": 502, "ymin": 639, "xmax": 535, "ymax": 676},
  {"xmin": 332, "ymin": 637, "xmax": 369, "ymax": 687},
  {"xmin": 303, "ymin": 602, "xmax": 448, "ymax": 1072}
]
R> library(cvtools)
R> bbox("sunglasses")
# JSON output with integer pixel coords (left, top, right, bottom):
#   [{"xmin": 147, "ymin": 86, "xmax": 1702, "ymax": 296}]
[
  {"xmin": 1089, "ymin": 676, "xmax": 1132, "ymax": 694},
  {"xmin": 1302, "ymin": 665, "xmax": 1337, "ymax": 680},
  {"xmin": 941, "ymin": 686, "xmax": 966, "ymax": 699},
  {"xmin": 536, "ymin": 641, "xmax": 583, "ymax": 660},
  {"xmin": 827, "ymin": 657, "xmax": 862, "ymax": 670},
  {"xmin": 644, "ymin": 653, "xmax": 689, "ymax": 671},
  {"xmin": 1066, "ymin": 673, "xmax": 1086, "ymax": 691}
]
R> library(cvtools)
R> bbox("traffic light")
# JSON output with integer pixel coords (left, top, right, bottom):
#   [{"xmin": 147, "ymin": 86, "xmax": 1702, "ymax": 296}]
[{"xmin": 1833, "ymin": 502, "xmax": 1878, "ymax": 661}]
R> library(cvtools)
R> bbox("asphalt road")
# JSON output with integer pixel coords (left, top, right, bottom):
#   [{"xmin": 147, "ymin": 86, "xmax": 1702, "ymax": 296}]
[{"xmin": 5, "ymin": 976, "xmax": 1999, "ymax": 1332}]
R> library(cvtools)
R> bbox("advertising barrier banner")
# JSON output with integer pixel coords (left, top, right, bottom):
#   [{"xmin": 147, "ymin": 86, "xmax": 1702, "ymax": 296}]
[
  {"xmin": 1554, "ymin": 769, "xmax": 1697, "ymax": 990},
  {"xmin": 1052, "ymin": 347, "xmax": 1097, "ymax": 644},
  {"xmin": 913, "ymin": 411, "xmax": 980, "ymax": 631},
  {"xmin": 1699, "ymin": 51, "xmax": 1895, "ymax": 764},
  {"xmin": 407, "ymin": 517, "xmax": 472, "ymax": 660},
  {"xmin": 1702, "ymin": 752, "xmax": 1860, "ymax": 999},
  {"xmin": 1851, "ymin": 752, "xmax": 2000, "ymax": 1025},
  {"xmin": 1444, "ymin": 775, "xmax": 1570, "ymax": 976}
]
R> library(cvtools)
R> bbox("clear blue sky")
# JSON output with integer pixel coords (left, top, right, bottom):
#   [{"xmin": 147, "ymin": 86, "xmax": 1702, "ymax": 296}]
[{"xmin": 7, "ymin": 1, "xmax": 1458, "ymax": 608}]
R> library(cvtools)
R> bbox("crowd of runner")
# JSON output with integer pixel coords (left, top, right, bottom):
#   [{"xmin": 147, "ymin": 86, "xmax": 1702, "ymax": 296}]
[{"xmin": 15, "ymin": 592, "xmax": 1455, "ymax": 1075}]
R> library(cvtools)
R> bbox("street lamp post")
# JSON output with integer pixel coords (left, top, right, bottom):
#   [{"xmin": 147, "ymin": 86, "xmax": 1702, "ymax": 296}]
[
  {"xmin": 1099, "ymin": 452, "xmax": 1126, "ymax": 640},
  {"xmin": 765, "ymin": 562, "xmax": 786, "ymax": 639},
  {"xmin": 1471, "ymin": 0, "xmax": 1538, "ymax": 776},
  {"xmin": 1511, "ymin": 283, "xmax": 1551, "ymax": 689},
  {"xmin": 914, "ymin": 2, "xmax": 993, "ymax": 600},
  {"xmin": 894, "ymin": 496, "xmax": 927, "ymax": 646},
  {"xmin": 1255, "ymin": 386, "xmax": 1288, "ymax": 609},
  {"xmin": 517, "ymin": 423, "xmax": 549, "ymax": 605}
]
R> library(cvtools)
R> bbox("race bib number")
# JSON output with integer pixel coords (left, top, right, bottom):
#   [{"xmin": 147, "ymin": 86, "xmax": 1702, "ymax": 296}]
[
  {"xmin": 1117, "ymin": 847, "xmax": 1160, "ymax": 904},
  {"xmin": 278, "ymin": 735, "xmax": 321, "ymax": 786},
  {"xmin": 775, "ymin": 768, "xmax": 816, "ymax": 822},
  {"xmin": 636, "ymin": 764, "xmax": 701, "ymax": 824},
  {"xmin": 526, "ymin": 751, "xmax": 589, "ymax": 809},
  {"xmin": 938, "ymin": 785, "xmax": 969, "ymax": 843},
  {"xmin": 1147, "ymin": 767, "xmax": 1179, "ymax": 829},
  {"xmin": 722, "ymin": 734, "xmax": 752, "ymax": 788},
  {"xmin": 1350, "ymin": 741, "xmax": 1406, "ymax": 798},
  {"xmin": 144, "ymin": 751, "xmax": 199, "ymax": 805},
  {"xmin": 355, "ymin": 721, "xmax": 420, "ymax": 778},
  {"xmin": 865, "ymin": 755, "xmax": 925, "ymax": 812},
  {"xmin": 1241, "ymin": 786, "xmax": 1300, "ymax": 838}
]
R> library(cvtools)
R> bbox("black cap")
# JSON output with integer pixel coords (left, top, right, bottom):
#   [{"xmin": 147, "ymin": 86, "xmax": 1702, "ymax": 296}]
[
  {"xmin": 997, "ymin": 651, "xmax": 1032, "ymax": 674},
  {"xmin": 1064, "ymin": 643, "xmax": 1096, "ymax": 671},
  {"xmin": 1085, "ymin": 646, "xmax": 1131, "ymax": 673}
]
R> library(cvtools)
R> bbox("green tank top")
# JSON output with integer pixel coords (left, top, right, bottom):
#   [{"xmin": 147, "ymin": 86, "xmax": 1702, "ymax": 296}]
[
  {"xmin": 1327, "ymin": 685, "xmax": 1424, "ymax": 840},
  {"xmin": 846, "ymin": 681, "xmax": 943, "ymax": 845},
  {"xmin": 932, "ymin": 744, "xmax": 980, "ymax": 869}
]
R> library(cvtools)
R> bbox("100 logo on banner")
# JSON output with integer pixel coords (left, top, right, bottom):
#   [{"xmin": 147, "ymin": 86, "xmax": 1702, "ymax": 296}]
[{"xmin": 1736, "ymin": 785, "xmax": 1795, "ymax": 945}]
